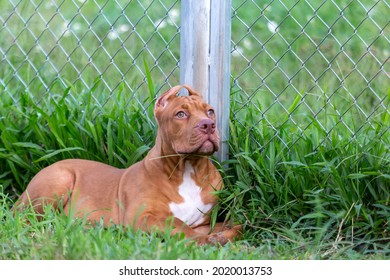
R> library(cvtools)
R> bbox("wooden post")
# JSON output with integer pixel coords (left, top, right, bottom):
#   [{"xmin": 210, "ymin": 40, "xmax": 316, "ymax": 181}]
[{"xmin": 180, "ymin": 0, "xmax": 231, "ymax": 162}]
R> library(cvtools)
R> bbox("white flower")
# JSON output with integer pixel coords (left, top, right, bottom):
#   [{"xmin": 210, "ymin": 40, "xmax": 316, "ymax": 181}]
[
  {"xmin": 168, "ymin": 8, "xmax": 180, "ymax": 25},
  {"xmin": 117, "ymin": 24, "xmax": 130, "ymax": 33},
  {"xmin": 243, "ymin": 38, "xmax": 253, "ymax": 50},
  {"xmin": 267, "ymin": 20, "xmax": 278, "ymax": 33},
  {"xmin": 72, "ymin": 22, "xmax": 82, "ymax": 32},
  {"xmin": 108, "ymin": 30, "xmax": 119, "ymax": 40},
  {"xmin": 44, "ymin": 2, "xmax": 54, "ymax": 9},
  {"xmin": 155, "ymin": 8, "xmax": 180, "ymax": 29},
  {"xmin": 232, "ymin": 46, "xmax": 244, "ymax": 57},
  {"xmin": 61, "ymin": 22, "xmax": 71, "ymax": 37},
  {"xmin": 155, "ymin": 18, "xmax": 167, "ymax": 30}
]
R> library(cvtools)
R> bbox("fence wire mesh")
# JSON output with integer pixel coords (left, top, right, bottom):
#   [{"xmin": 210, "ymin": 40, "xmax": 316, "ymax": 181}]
[
  {"xmin": 0, "ymin": 0, "xmax": 180, "ymax": 108},
  {"xmin": 1, "ymin": 0, "xmax": 389, "ymax": 153},
  {"xmin": 231, "ymin": 0, "xmax": 389, "ymax": 151}
]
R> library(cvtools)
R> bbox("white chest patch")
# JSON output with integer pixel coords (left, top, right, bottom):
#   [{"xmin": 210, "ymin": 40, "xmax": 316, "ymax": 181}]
[{"xmin": 169, "ymin": 162, "xmax": 213, "ymax": 227}]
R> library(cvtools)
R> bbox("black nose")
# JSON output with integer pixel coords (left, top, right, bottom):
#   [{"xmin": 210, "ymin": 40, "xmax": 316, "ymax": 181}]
[{"xmin": 197, "ymin": 119, "xmax": 216, "ymax": 134}]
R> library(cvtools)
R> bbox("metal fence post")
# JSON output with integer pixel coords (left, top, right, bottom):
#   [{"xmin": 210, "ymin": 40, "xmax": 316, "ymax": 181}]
[{"xmin": 180, "ymin": 0, "xmax": 231, "ymax": 163}]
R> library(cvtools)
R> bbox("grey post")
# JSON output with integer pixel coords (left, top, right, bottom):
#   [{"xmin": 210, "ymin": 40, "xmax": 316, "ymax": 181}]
[{"xmin": 180, "ymin": 0, "xmax": 232, "ymax": 163}]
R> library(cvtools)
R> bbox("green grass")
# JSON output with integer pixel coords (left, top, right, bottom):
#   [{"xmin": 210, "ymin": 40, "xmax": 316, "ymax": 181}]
[
  {"xmin": 225, "ymin": 103, "xmax": 389, "ymax": 253},
  {"xmin": 0, "ymin": 191, "xmax": 387, "ymax": 260},
  {"xmin": 0, "ymin": 84, "xmax": 389, "ymax": 259},
  {"xmin": 1, "ymin": 193, "xmax": 254, "ymax": 260},
  {"xmin": 0, "ymin": 0, "xmax": 389, "ymax": 259}
]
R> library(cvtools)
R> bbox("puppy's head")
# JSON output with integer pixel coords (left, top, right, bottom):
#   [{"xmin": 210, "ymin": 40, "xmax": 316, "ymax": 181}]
[{"xmin": 154, "ymin": 85, "xmax": 219, "ymax": 156}]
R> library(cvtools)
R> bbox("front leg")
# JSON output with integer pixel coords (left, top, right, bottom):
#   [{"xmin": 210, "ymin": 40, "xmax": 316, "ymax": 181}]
[
  {"xmin": 136, "ymin": 215, "xmax": 239, "ymax": 245},
  {"xmin": 193, "ymin": 222, "xmax": 243, "ymax": 245}
]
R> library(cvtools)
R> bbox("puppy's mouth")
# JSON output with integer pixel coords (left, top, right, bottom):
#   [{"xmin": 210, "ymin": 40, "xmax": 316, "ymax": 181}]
[
  {"xmin": 196, "ymin": 139, "xmax": 218, "ymax": 155},
  {"xmin": 176, "ymin": 136, "xmax": 219, "ymax": 156}
]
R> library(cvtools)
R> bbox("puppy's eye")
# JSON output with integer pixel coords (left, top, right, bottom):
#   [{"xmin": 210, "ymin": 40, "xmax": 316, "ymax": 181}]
[
  {"xmin": 176, "ymin": 111, "xmax": 187, "ymax": 119},
  {"xmin": 207, "ymin": 109, "xmax": 215, "ymax": 117}
]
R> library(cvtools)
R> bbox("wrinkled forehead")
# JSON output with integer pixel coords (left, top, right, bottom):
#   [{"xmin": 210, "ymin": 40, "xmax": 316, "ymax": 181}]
[{"xmin": 169, "ymin": 95, "xmax": 211, "ymax": 111}]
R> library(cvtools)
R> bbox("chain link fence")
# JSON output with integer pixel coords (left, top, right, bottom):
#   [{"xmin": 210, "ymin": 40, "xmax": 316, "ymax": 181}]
[
  {"xmin": 231, "ymin": 0, "xmax": 389, "ymax": 150},
  {"xmin": 0, "ymin": 0, "xmax": 180, "ymax": 109},
  {"xmin": 1, "ymin": 0, "xmax": 389, "ymax": 152}
]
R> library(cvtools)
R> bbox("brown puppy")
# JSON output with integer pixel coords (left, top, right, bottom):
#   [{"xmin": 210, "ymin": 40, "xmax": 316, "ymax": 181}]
[{"xmin": 15, "ymin": 85, "xmax": 241, "ymax": 245}]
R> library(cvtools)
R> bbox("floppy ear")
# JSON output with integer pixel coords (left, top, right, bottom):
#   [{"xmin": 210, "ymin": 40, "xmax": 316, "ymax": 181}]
[
  {"xmin": 154, "ymin": 84, "xmax": 204, "ymax": 118},
  {"xmin": 154, "ymin": 85, "xmax": 182, "ymax": 113},
  {"xmin": 182, "ymin": 84, "xmax": 203, "ymax": 98}
]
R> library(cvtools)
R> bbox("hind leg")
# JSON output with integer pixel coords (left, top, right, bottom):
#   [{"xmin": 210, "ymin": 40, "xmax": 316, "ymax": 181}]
[{"xmin": 14, "ymin": 163, "xmax": 75, "ymax": 214}]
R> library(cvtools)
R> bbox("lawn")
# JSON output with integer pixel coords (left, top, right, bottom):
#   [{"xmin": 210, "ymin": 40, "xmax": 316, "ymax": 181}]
[{"xmin": 0, "ymin": 0, "xmax": 389, "ymax": 259}]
